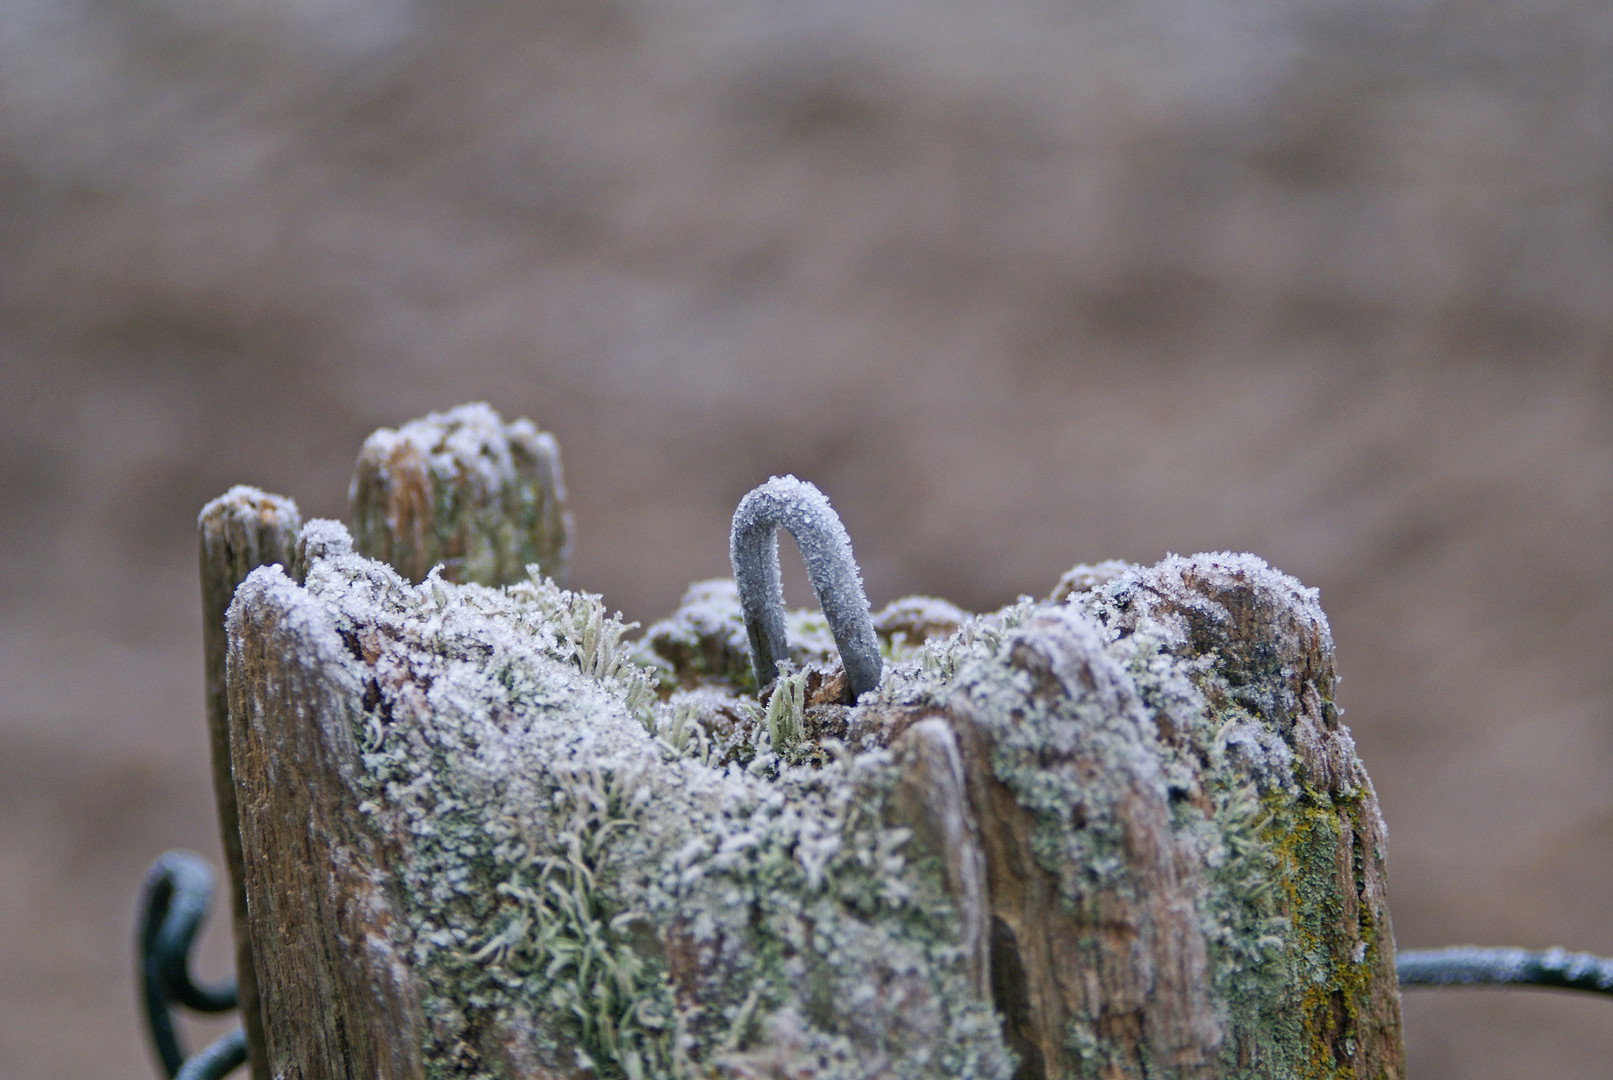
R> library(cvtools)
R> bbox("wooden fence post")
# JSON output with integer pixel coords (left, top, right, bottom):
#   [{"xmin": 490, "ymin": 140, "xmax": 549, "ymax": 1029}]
[
  {"xmin": 217, "ymin": 407, "xmax": 1404, "ymax": 1080},
  {"xmin": 200, "ymin": 486, "xmax": 302, "ymax": 1080}
]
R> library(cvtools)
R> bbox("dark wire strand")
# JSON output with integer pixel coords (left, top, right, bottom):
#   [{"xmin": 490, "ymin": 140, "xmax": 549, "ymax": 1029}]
[
  {"xmin": 173, "ymin": 1028, "xmax": 248, "ymax": 1080},
  {"xmin": 1398, "ymin": 946, "xmax": 1613, "ymax": 997},
  {"xmin": 137, "ymin": 851, "xmax": 245, "ymax": 1080}
]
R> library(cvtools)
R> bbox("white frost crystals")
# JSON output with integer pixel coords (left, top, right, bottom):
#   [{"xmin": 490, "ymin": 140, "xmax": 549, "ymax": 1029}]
[
  {"xmin": 729, "ymin": 476, "xmax": 883, "ymax": 702},
  {"xmin": 220, "ymin": 413, "xmax": 1402, "ymax": 1079},
  {"xmin": 238, "ymin": 519, "xmax": 1013, "ymax": 1079}
]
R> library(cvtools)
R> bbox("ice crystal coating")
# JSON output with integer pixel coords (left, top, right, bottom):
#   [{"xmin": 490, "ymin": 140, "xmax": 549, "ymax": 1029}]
[
  {"xmin": 729, "ymin": 476, "xmax": 882, "ymax": 701},
  {"xmin": 348, "ymin": 402, "xmax": 573, "ymax": 587},
  {"xmin": 240, "ymin": 521, "xmax": 1010, "ymax": 1079},
  {"xmin": 230, "ymin": 530, "xmax": 1400, "ymax": 1080}
]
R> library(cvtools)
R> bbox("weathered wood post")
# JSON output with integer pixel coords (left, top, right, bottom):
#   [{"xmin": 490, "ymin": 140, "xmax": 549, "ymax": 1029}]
[
  {"xmin": 201, "ymin": 486, "xmax": 302, "ymax": 1080},
  {"xmin": 216, "ymin": 404, "xmax": 1404, "ymax": 1079}
]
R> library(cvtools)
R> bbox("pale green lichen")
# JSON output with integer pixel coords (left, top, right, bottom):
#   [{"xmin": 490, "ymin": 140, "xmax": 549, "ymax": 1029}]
[
  {"xmin": 288, "ymin": 521, "xmax": 1392, "ymax": 1080},
  {"xmin": 1069, "ymin": 554, "xmax": 1396, "ymax": 1079},
  {"xmin": 862, "ymin": 554, "xmax": 1392, "ymax": 1079},
  {"xmin": 293, "ymin": 522, "xmax": 1013, "ymax": 1080},
  {"xmin": 760, "ymin": 664, "xmax": 809, "ymax": 757}
]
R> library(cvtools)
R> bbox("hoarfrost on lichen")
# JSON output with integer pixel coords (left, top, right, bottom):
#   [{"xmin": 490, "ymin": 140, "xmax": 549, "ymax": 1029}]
[
  {"xmin": 289, "ymin": 521, "xmax": 1012, "ymax": 1080},
  {"xmin": 272, "ymin": 524, "xmax": 1390, "ymax": 1080}
]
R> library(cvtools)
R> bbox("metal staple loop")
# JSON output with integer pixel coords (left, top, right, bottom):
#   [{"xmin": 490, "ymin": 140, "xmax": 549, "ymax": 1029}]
[
  {"xmin": 137, "ymin": 851, "xmax": 249, "ymax": 1080},
  {"xmin": 730, "ymin": 475, "xmax": 883, "ymax": 701}
]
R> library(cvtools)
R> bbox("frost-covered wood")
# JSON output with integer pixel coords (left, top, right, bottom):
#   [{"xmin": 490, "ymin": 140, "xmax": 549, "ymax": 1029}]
[
  {"xmin": 348, "ymin": 402, "xmax": 573, "ymax": 588},
  {"xmin": 200, "ymin": 404, "xmax": 569, "ymax": 1080},
  {"xmin": 199, "ymin": 485, "xmax": 301, "ymax": 1080},
  {"xmin": 225, "ymin": 517, "xmax": 1403, "ymax": 1078}
]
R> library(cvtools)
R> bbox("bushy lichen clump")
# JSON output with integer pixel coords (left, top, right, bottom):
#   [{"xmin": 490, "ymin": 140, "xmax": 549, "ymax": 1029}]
[
  {"xmin": 286, "ymin": 523, "xmax": 1395, "ymax": 1080},
  {"xmin": 294, "ymin": 522, "xmax": 1013, "ymax": 1080}
]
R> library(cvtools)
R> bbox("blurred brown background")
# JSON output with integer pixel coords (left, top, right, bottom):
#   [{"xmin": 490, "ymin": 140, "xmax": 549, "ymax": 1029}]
[{"xmin": 3, "ymin": 0, "xmax": 1613, "ymax": 1076}]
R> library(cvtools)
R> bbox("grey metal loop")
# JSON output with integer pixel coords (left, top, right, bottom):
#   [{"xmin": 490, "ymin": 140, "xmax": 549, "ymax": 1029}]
[
  {"xmin": 730, "ymin": 475, "xmax": 882, "ymax": 701},
  {"xmin": 1398, "ymin": 946, "xmax": 1613, "ymax": 998}
]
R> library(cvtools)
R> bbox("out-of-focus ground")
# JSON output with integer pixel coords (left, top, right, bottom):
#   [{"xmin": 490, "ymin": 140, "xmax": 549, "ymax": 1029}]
[{"xmin": 4, "ymin": 0, "xmax": 1613, "ymax": 1076}]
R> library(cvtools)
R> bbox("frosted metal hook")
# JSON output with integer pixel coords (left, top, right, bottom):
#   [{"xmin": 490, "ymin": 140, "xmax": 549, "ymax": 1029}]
[{"xmin": 730, "ymin": 476, "xmax": 882, "ymax": 701}]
